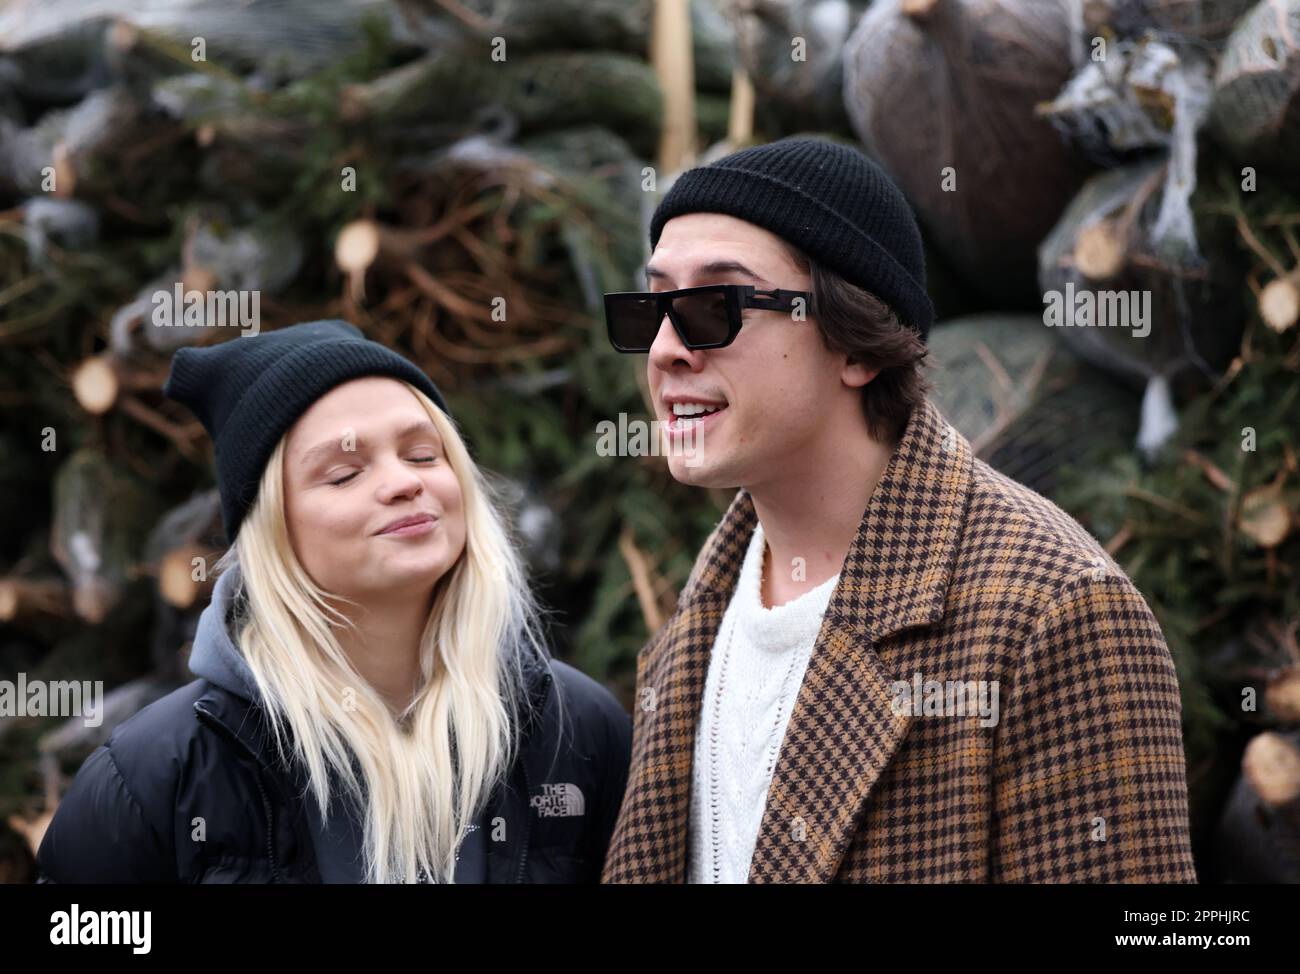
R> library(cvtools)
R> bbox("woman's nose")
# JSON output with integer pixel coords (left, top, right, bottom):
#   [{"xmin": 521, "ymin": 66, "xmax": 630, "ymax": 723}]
[{"xmin": 375, "ymin": 456, "xmax": 424, "ymax": 501}]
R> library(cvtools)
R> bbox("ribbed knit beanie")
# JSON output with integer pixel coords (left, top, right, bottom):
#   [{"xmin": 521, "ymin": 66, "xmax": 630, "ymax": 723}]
[
  {"xmin": 163, "ymin": 320, "xmax": 450, "ymax": 542},
  {"xmin": 649, "ymin": 136, "xmax": 934, "ymax": 340}
]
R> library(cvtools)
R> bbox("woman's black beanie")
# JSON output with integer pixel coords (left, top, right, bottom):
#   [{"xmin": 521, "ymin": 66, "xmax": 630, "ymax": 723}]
[
  {"xmin": 163, "ymin": 319, "xmax": 450, "ymax": 542},
  {"xmin": 649, "ymin": 136, "xmax": 935, "ymax": 340}
]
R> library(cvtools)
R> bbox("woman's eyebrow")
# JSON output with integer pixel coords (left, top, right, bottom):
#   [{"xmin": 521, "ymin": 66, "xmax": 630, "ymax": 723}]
[{"xmin": 299, "ymin": 420, "xmax": 441, "ymax": 468}]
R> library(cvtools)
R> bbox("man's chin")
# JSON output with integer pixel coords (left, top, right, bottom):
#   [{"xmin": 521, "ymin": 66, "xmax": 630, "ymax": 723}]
[{"xmin": 665, "ymin": 456, "xmax": 736, "ymax": 490}]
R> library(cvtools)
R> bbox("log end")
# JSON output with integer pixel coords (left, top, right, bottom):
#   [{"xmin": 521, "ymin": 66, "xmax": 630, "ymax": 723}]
[
  {"xmin": 159, "ymin": 544, "xmax": 216, "ymax": 610},
  {"xmin": 71, "ymin": 355, "xmax": 119, "ymax": 416},
  {"xmin": 1243, "ymin": 731, "xmax": 1300, "ymax": 807},
  {"xmin": 901, "ymin": 0, "xmax": 940, "ymax": 20},
  {"xmin": 1259, "ymin": 278, "xmax": 1299, "ymax": 334},
  {"xmin": 335, "ymin": 219, "xmax": 381, "ymax": 275},
  {"xmin": 1074, "ymin": 220, "xmax": 1125, "ymax": 281}
]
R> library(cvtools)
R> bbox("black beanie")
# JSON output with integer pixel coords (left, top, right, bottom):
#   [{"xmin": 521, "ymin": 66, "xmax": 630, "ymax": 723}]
[
  {"xmin": 649, "ymin": 136, "xmax": 934, "ymax": 340},
  {"xmin": 163, "ymin": 319, "xmax": 451, "ymax": 542}
]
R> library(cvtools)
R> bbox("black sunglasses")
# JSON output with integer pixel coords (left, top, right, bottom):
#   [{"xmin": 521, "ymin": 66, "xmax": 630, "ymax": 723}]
[{"xmin": 604, "ymin": 284, "xmax": 813, "ymax": 353}]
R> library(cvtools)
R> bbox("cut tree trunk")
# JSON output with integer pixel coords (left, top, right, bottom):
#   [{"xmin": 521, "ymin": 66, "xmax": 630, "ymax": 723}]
[
  {"xmin": 1037, "ymin": 158, "xmax": 1244, "ymax": 388},
  {"xmin": 843, "ymin": 0, "xmax": 1093, "ymax": 306},
  {"xmin": 1210, "ymin": 0, "xmax": 1300, "ymax": 181},
  {"xmin": 926, "ymin": 314, "xmax": 1142, "ymax": 498},
  {"xmin": 1214, "ymin": 730, "xmax": 1300, "ymax": 882}
]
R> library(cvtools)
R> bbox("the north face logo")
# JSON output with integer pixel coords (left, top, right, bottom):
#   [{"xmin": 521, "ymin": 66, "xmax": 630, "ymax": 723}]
[{"xmin": 530, "ymin": 782, "xmax": 585, "ymax": 818}]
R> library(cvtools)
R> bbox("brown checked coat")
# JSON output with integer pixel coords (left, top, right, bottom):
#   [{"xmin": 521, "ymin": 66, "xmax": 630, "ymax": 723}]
[{"xmin": 601, "ymin": 397, "xmax": 1198, "ymax": 883}]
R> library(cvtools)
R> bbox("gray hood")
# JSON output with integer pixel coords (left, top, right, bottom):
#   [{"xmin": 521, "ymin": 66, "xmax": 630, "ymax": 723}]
[{"xmin": 189, "ymin": 564, "xmax": 259, "ymax": 702}]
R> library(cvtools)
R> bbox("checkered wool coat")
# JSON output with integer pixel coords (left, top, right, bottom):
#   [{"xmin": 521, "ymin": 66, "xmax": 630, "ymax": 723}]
[{"xmin": 602, "ymin": 397, "xmax": 1198, "ymax": 883}]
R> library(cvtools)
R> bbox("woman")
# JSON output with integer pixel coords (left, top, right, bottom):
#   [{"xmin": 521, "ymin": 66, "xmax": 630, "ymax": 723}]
[{"xmin": 36, "ymin": 319, "xmax": 632, "ymax": 883}]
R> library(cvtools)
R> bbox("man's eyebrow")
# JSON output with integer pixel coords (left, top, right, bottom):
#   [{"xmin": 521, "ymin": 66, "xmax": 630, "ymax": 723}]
[
  {"xmin": 643, "ymin": 260, "xmax": 774, "ymax": 288},
  {"xmin": 299, "ymin": 419, "xmax": 441, "ymax": 468}
]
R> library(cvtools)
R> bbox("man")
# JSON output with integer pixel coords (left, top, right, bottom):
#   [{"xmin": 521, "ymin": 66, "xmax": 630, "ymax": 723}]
[{"xmin": 600, "ymin": 136, "xmax": 1197, "ymax": 883}]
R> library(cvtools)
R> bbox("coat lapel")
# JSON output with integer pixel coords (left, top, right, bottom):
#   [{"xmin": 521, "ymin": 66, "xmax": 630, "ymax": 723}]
[
  {"xmin": 615, "ymin": 397, "xmax": 972, "ymax": 883},
  {"xmin": 604, "ymin": 490, "xmax": 751, "ymax": 883},
  {"xmin": 748, "ymin": 398, "xmax": 972, "ymax": 881}
]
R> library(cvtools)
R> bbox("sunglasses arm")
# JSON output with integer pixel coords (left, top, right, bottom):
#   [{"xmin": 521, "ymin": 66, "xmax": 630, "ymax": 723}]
[{"xmin": 742, "ymin": 287, "xmax": 813, "ymax": 312}]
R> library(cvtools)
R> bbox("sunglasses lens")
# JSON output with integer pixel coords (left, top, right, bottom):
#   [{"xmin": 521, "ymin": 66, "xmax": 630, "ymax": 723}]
[
  {"xmin": 671, "ymin": 290, "xmax": 732, "ymax": 347},
  {"xmin": 607, "ymin": 295, "xmax": 665, "ymax": 351}
]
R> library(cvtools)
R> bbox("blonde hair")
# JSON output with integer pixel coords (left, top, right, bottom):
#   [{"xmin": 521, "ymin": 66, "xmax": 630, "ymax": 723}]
[{"xmin": 213, "ymin": 382, "xmax": 545, "ymax": 883}]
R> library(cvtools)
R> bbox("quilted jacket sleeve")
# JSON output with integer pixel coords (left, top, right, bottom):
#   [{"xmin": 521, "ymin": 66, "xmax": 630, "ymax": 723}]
[
  {"xmin": 990, "ymin": 572, "xmax": 1198, "ymax": 883},
  {"xmin": 36, "ymin": 742, "xmax": 176, "ymax": 884}
]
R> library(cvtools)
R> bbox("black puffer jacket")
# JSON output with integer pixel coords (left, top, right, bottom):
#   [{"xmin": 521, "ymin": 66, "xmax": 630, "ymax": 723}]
[{"xmin": 36, "ymin": 568, "xmax": 633, "ymax": 884}]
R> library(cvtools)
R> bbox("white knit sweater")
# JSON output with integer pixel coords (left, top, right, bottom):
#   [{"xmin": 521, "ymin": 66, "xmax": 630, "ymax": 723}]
[{"xmin": 688, "ymin": 522, "xmax": 840, "ymax": 884}]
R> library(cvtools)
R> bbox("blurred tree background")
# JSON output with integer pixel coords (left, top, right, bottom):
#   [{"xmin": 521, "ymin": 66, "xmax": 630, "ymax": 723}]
[{"xmin": 1, "ymin": 0, "xmax": 1299, "ymax": 883}]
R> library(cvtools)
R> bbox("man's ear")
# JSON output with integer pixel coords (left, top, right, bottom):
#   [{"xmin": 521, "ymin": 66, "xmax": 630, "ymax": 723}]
[{"xmin": 842, "ymin": 356, "xmax": 879, "ymax": 389}]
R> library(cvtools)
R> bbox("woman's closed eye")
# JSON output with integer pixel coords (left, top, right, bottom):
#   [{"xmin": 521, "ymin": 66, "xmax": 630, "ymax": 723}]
[{"xmin": 328, "ymin": 455, "xmax": 438, "ymax": 486}]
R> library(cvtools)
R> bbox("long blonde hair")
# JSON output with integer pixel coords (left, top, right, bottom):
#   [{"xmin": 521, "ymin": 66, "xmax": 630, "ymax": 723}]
[{"xmin": 213, "ymin": 382, "xmax": 545, "ymax": 883}]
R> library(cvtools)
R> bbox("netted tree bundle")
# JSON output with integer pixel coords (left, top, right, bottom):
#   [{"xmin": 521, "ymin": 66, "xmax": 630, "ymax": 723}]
[
  {"xmin": 691, "ymin": 0, "xmax": 742, "ymax": 94},
  {"xmin": 1037, "ymin": 157, "xmax": 1243, "ymax": 387},
  {"xmin": 1080, "ymin": 0, "xmax": 1257, "ymax": 42},
  {"xmin": 340, "ymin": 49, "xmax": 664, "ymax": 159},
  {"xmin": 108, "ymin": 212, "xmax": 306, "ymax": 356},
  {"xmin": 719, "ymin": 0, "xmax": 869, "ymax": 134},
  {"xmin": 0, "ymin": 86, "xmax": 180, "ymax": 201},
  {"xmin": 843, "ymin": 0, "xmax": 1093, "ymax": 307},
  {"xmin": 146, "ymin": 72, "xmax": 344, "ymax": 204},
  {"xmin": 1209, "ymin": 0, "xmax": 1300, "ymax": 174},
  {"xmin": 0, "ymin": 0, "xmax": 403, "ymax": 82},
  {"xmin": 927, "ymin": 314, "xmax": 1141, "ymax": 498},
  {"xmin": 404, "ymin": 0, "xmax": 649, "ymax": 53},
  {"xmin": 0, "ymin": 18, "xmax": 116, "ymax": 104},
  {"xmin": 514, "ymin": 125, "xmax": 653, "ymax": 311},
  {"xmin": 50, "ymin": 448, "xmax": 153, "ymax": 624},
  {"xmin": 394, "ymin": 0, "xmax": 736, "ymax": 90},
  {"xmin": 1037, "ymin": 37, "xmax": 1213, "ymax": 168},
  {"xmin": 0, "ymin": 0, "xmax": 737, "ymax": 101}
]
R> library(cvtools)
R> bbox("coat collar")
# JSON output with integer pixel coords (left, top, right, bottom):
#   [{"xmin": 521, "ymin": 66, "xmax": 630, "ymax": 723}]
[{"xmin": 630, "ymin": 396, "xmax": 973, "ymax": 882}]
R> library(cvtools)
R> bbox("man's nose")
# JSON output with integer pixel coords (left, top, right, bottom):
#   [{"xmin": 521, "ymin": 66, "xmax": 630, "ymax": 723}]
[{"xmin": 648, "ymin": 314, "xmax": 706, "ymax": 373}]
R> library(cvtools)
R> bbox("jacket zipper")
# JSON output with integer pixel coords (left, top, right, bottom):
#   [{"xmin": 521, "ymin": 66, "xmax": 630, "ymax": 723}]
[
  {"xmin": 252, "ymin": 767, "xmax": 282, "ymax": 883},
  {"xmin": 513, "ymin": 667, "xmax": 553, "ymax": 883},
  {"xmin": 514, "ymin": 756, "xmax": 532, "ymax": 883},
  {"xmin": 195, "ymin": 706, "xmax": 282, "ymax": 883}
]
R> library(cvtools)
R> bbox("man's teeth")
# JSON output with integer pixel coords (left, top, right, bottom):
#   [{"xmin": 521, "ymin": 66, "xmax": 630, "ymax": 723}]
[{"xmin": 671, "ymin": 403, "xmax": 724, "ymax": 417}]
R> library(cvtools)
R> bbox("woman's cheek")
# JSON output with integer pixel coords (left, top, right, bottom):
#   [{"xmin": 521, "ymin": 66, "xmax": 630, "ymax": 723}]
[
  {"xmin": 304, "ymin": 496, "xmax": 367, "ymax": 545},
  {"xmin": 433, "ymin": 474, "xmax": 464, "ymax": 516}
]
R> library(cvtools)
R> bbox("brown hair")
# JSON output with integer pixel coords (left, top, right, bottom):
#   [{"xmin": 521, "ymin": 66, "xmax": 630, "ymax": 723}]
[{"xmin": 784, "ymin": 244, "xmax": 932, "ymax": 444}]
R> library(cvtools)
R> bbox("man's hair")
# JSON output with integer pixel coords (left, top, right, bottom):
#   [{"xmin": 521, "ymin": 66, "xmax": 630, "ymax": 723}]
[{"xmin": 785, "ymin": 244, "xmax": 932, "ymax": 445}]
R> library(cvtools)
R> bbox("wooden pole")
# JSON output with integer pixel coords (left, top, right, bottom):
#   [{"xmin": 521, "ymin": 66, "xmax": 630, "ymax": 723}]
[{"xmin": 651, "ymin": 0, "xmax": 697, "ymax": 174}]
